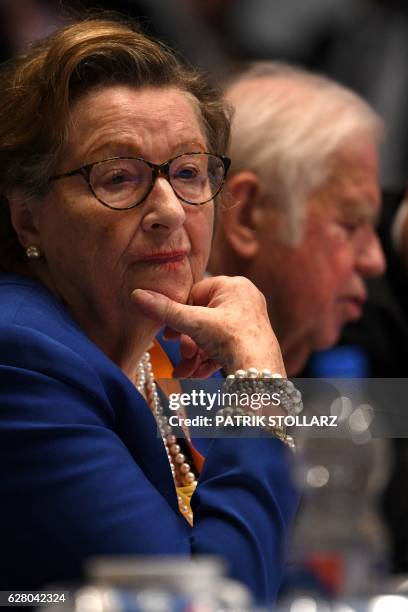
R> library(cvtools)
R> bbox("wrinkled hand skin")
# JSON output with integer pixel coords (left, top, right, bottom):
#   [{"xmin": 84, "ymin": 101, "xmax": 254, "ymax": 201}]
[{"xmin": 132, "ymin": 276, "xmax": 286, "ymax": 377}]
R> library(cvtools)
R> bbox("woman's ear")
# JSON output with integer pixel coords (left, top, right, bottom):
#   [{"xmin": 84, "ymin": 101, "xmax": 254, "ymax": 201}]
[
  {"xmin": 7, "ymin": 188, "xmax": 41, "ymax": 251},
  {"xmin": 221, "ymin": 171, "xmax": 263, "ymax": 259}
]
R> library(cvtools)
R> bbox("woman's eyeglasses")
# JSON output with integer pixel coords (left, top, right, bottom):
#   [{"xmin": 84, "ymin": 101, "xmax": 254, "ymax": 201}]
[{"xmin": 49, "ymin": 152, "xmax": 231, "ymax": 210}]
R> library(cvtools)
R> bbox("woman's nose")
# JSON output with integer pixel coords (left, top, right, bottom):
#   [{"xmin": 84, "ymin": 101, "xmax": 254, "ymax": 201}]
[{"xmin": 141, "ymin": 177, "xmax": 187, "ymax": 232}]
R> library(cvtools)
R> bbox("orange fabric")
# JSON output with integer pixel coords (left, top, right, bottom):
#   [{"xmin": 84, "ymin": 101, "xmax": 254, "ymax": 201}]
[
  {"xmin": 149, "ymin": 340, "xmax": 174, "ymax": 378},
  {"xmin": 150, "ymin": 340, "xmax": 183, "ymax": 403},
  {"xmin": 151, "ymin": 340, "xmax": 204, "ymax": 475}
]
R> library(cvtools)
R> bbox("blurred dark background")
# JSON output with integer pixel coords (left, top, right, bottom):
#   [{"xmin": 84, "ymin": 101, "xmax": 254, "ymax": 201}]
[{"xmin": 1, "ymin": 0, "xmax": 407, "ymax": 191}]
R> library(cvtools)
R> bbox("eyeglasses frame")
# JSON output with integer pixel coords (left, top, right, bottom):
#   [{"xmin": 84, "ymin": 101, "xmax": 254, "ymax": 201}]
[{"xmin": 49, "ymin": 152, "xmax": 231, "ymax": 210}]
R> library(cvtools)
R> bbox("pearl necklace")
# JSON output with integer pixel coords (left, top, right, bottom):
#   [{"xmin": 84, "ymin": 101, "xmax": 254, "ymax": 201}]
[{"xmin": 135, "ymin": 352, "xmax": 197, "ymax": 523}]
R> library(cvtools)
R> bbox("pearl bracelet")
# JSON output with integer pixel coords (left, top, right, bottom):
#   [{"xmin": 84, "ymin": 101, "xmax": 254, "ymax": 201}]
[
  {"xmin": 219, "ymin": 367, "xmax": 302, "ymax": 451},
  {"xmin": 224, "ymin": 368, "xmax": 303, "ymax": 416}
]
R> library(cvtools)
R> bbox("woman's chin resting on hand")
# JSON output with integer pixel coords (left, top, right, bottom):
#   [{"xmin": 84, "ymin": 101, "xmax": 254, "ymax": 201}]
[{"xmin": 0, "ymin": 17, "xmax": 298, "ymax": 604}]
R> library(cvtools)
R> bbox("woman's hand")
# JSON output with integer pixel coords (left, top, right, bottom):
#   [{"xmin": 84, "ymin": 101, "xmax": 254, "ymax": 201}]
[{"xmin": 132, "ymin": 276, "xmax": 286, "ymax": 377}]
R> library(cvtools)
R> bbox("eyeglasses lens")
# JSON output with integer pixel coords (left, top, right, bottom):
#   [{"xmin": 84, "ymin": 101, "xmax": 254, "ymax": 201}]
[
  {"xmin": 90, "ymin": 154, "xmax": 225, "ymax": 209},
  {"xmin": 169, "ymin": 154, "xmax": 224, "ymax": 204}
]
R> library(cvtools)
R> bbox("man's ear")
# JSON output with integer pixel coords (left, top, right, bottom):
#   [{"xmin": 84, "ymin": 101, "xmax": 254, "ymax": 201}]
[
  {"xmin": 6, "ymin": 188, "xmax": 41, "ymax": 251},
  {"xmin": 221, "ymin": 171, "xmax": 264, "ymax": 259}
]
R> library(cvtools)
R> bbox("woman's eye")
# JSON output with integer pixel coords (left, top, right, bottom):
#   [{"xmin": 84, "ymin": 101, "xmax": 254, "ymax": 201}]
[
  {"xmin": 107, "ymin": 171, "xmax": 133, "ymax": 184},
  {"xmin": 174, "ymin": 166, "xmax": 200, "ymax": 180},
  {"xmin": 97, "ymin": 170, "xmax": 141, "ymax": 191}
]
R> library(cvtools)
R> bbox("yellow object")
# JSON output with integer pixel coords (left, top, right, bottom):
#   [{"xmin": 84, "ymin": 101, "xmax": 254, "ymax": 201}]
[{"xmin": 176, "ymin": 483, "xmax": 197, "ymax": 526}]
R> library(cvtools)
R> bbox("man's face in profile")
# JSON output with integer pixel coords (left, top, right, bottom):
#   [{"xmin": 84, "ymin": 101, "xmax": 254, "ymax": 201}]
[{"xmin": 253, "ymin": 137, "xmax": 385, "ymax": 369}]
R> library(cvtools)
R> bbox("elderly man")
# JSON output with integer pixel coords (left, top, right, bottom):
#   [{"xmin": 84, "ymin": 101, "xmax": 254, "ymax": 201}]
[{"xmin": 209, "ymin": 62, "xmax": 386, "ymax": 375}]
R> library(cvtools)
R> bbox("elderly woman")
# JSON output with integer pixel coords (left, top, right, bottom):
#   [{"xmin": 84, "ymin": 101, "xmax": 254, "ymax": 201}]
[{"xmin": 0, "ymin": 18, "xmax": 297, "ymax": 602}]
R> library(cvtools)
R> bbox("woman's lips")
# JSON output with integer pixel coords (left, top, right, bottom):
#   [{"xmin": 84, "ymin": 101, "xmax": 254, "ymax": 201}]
[{"xmin": 138, "ymin": 250, "xmax": 188, "ymax": 267}]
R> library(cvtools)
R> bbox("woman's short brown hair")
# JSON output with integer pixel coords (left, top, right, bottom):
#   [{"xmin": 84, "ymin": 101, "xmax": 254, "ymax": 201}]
[{"xmin": 0, "ymin": 17, "xmax": 231, "ymax": 271}]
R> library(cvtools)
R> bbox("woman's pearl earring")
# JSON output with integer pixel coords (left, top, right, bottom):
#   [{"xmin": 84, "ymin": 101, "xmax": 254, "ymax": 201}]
[{"xmin": 26, "ymin": 246, "xmax": 41, "ymax": 259}]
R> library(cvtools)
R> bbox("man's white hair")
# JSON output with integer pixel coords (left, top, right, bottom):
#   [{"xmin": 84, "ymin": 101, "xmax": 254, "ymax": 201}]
[{"xmin": 225, "ymin": 62, "xmax": 384, "ymax": 244}]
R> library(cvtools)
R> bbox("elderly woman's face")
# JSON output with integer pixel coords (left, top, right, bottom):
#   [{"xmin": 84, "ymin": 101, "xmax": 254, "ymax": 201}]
[{"xmin": 35, "ymin": 86, "xmax": 214, "ymax": 321}]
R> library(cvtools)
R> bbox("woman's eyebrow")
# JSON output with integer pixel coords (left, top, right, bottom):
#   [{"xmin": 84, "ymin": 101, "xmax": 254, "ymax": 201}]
[
  {"xmin": 81, "ymin": 140, "xmax": 144, "ymax": 162},
  {"xmin": 80, "ymin": 139, "xmax": 207, "ymax": 164},
  {"xmin": 171, "ymin": 141, "xmax": 207, "ymax": 155}
]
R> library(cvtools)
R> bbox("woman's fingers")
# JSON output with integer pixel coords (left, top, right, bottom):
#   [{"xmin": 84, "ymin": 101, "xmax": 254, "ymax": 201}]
[
  {"xmin": 172, "ymin": 352, "xmax": 202, "ymax": 378},
  {"xmin": 131, "ymin": 277, "xmax": 286, "ymax": 376},
  {"xmin": 180, "ymin": 334, "xmax": 199, "ymax": 360},
  {"xmin": 131, "ymin": 289, "xmax": 205, "ymax": 337},
  {"xmin": 172, "ymin": 338, "xmax": 221, "ymax": 379},
  {"xmin": 173, "ymin": 355, "xmax": 221, "ymax": 379},
  {"xmin": 162, "ymin": 326, "xmax": 180, "ymax": 340},
  {"xmin": 193, "ymin": 359, "xmax": 221, "ymax": 379}
]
